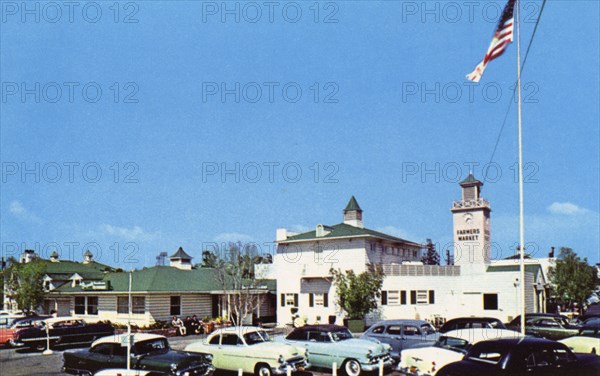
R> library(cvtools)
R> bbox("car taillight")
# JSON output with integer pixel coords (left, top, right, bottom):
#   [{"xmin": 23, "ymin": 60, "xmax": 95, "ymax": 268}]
[{"xmin": 431, "ymin": 361, "xmax": 436, "ymax": 372}]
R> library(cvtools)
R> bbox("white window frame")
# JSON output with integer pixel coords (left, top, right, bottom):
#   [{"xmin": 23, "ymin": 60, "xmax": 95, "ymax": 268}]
[
  {"xmin": 387, "ymin": 290, "xmax": 400, "ymax": 305},
  {"xmin": 285, "ymin": 293, "xmax": 296, "ymax": 306},
  {"xmin": 416, "ymin": 290, "xmax": 429, "ymax": 305}
]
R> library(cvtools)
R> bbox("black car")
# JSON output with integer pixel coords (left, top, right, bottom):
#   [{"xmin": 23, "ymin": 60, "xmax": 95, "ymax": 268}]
[
  {"xmin": 63, "ymin": 333, "xmax": 215, "ymax": 376},
  {"xmin": 436, "ymin": 337, "xmax": 600, "ymax": 376},
  {"xmin": 439, "ymin": 317, "xmax": 507, "ymax": 333},
  {"xmin": 507, "ymin": 314, "xmax": 579, "ymax": 340},
  {"xmin": 11, "ymin": 317, "xmax": 114, "ymax": 350}
]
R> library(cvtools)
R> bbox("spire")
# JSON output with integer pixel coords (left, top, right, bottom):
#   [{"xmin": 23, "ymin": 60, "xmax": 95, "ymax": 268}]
[{"xmin": 343, "ymin": 196, "xmax": 363, "ymax": 228}]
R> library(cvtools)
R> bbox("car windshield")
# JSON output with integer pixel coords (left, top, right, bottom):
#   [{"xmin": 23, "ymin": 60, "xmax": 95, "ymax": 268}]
[
  {"xmin": 420, "ymin": 324, "xmax": 436, "ymax": 334},
  {"xmin": 133, "ymin": 338, "xmax": 170, "ymax": 355},
  {"xmin": 243, "ymin": 331, "xmax": 270, "ymax": 345},
  {"xmin": 435, "ymin": 336, "xmax": 470, "ymax": 353},
  {"xmin": 331, "ymin": 330, "xmax": 353, "ymax": 342},
  {"xmin": 580, "ymin": 329, "xmax": 600, "ymax": 338}
]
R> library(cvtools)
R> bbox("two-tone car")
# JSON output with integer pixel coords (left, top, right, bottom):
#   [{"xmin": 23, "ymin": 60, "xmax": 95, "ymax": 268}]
[
  {"xmin": 436, "ymin": 337, "xmax": 600, "ymax": 376},
  {"xmin": 11, "ymin": 317, "xmax": 114, "ymax": 350},
  {"xmin": 559, "ymin": 321, "xmax": 600, "ymax": 354},
  {"xmin": 63, "ymin": 333, "xmax": 215, "ymax": 376},
  {"xmin": 185, "ymin": 326, "xmax": 309, "ymax": 376},
  {"xmin": 280, "ymin": 324, "xmax": 393, "ymax": 376},
  {"xmin": 438, "ymin": 317, "xmax": 507, "ymax": 333},
  {"xmin": 0, "ymin": 315, "xmax": 49, "ymax": 347},
  {"xmin": 361, "ymin": 320, "xmax": 439, "ymax": 361},
  {"xmin": 398, "ymin": 328, "xmax": 522, "ymax": 376}
]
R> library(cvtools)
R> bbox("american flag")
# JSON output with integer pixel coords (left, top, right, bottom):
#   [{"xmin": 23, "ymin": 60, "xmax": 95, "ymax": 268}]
[{"xmin": 467, "ymin": 0, "xmax": 516, "ymax": 82}]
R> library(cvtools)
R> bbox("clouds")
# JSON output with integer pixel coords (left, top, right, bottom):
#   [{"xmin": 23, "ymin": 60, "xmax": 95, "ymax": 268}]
[
  {"xmin": 376, "ymin": 225, "xmax": 419, "ymax": 241},
  {"xmin": 547, "ymin": 202, "xmax": 591, "ymax": 215},
  {"xmin": 9, "ymin": 200, "xmax": 42, "ymax": 223},
  {"xmin": 99, "ymin": 224, "xmax": 157, "ymax": 242}
]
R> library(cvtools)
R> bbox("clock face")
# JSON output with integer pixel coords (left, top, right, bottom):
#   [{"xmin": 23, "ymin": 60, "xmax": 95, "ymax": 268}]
[{"xmin": 463, "ymin": 213, "xmax": 473, "ymax": 224}]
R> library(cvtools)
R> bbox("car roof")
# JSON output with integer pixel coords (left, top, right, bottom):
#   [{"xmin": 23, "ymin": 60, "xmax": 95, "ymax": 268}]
[
  {"xmin": 291, "ymin": 324, "xmax": 350, "ymax": 333},
  {"xmin": 445, "ymin": 317, "xmax": 501, "ymax": 323},
  {"xmin": 93, "ymin": 333, "xmax": 165, "ymax": 346},
  {"xmin": 443, "ymin": 328, "xmax": 523, "ymax": 343},
  {"xmin": 208, "ymin": 326, "xmax": 265, "ymax": 335},
  {"xmin": 370, "ymin": 320, "xmax": 432, "ymax": 326},
  {"xmin": 470, "ymin": 337, "xmax": 567, "ymax": 352},
  {"xmin": 42, "ymin": 317, "xmax": 86, "ymax": 325}
]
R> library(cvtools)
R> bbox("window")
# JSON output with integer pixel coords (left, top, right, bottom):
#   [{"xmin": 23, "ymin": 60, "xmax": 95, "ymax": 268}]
[
  {"xmin": 170, "ymin": 296, "xmax": 181, "ymax": 316},
  {"xmin": 428, "ymin": 290, "xmax": 435, "ymax": 304},
  {"xmin": 381, "ymin": 291, "xmax": 387, "ymax": 305},
  {"xmin": 410, "ymin": 291, "xmax": 417, "ymax": 305},
  {"xmin": 75, "ymin": 297, "xmax": 86, "ymax": 315},
  {"xmin": 281, "ymin": 293, "xmax": 298, "ymax": 307},
  {"xmin": 309, "ymin": 293, "xmax": 328, "ymax": 307},
  {"xmin": 221, "ymin": 334, "xmax": 242, "ymax": 346},
  {"xmin": 387, "ymin": 291, "xmax": 400, "ymax": 305},
  {"xmin": 74, "ymin": 296, "xmax": 98, "ymax": 315},
  {"xmin": 91, "ymin": 343, "xmax": 114, "ymax": 355},
  {"xmin": 386, "ymin": 325, "xmax": 401, "ymax": 335},
  {"xmin": 403, "ymin": 325, "xmax": 420, "ymax": 336},
  {"xmin": 87, "ymin": 297, "xmax": 98, "ymax": 315},
  {"xmin": 371, "ymin": 326, "xmax": 385, "ymax": 334},
  {"xmin": 308, "ymin": 331, "xmax": 329, "ymax": 342},
  {"xmin": 483, "ymin": 294, "xmax": 498, "ymax": 310},
  {"xmin": 416, "ymin": 290, "xmax": 429, "ymax": 304},
  {"xmin": 118, "ymin": 296, "xmax": 145, "ymax": 314},
  {"xmin": 209, "ymin": 335, "xmax": 221, "ymax": 345}
]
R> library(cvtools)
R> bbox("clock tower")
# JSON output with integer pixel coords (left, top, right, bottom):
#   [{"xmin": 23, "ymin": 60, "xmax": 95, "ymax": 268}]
[{"xmin": 451, "ymin": 174, "xmax": 492, "ymax": 274}]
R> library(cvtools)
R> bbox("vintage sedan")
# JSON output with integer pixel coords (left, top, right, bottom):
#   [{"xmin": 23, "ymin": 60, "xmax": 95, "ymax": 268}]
[
  {"xmin": 185, "ymin": 326, "xmax": 309, "ymax": 376},
  {"xmin": 559, "ymin": 322, "xmax": 600, "ymax": 354},
  {"xmin": 0, "ymin": 315, "xmax": 49, "ymax": 347},
  {"xmin": 11, "ymin": 317, "xmax": 114, "ymax": 350},
  {"xmin": 63, "ymin": 333, "xmax": 215, "ymax": 376},
  {"xmin": 438, "ymin": 317, "xmax": 506, "ymax": 333},
  {"xmin": 280, "ymin": 324, "xmax": 393, "ymax": 376},
  {"xmin": 398, "ymin": 328, "xmax": 522, "ymax": 376},
  {"xmin": 361, "ymin": 320, "xmax": 439, "ymax": 360},
  {"xmin": 436, "ymin": 337, "xmax": 600, "ymax": 376}
]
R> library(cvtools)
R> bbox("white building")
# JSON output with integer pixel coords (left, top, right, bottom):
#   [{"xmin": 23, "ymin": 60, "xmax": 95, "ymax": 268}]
[{"xmin": 271, "ymin": 175, "xmax": 547, "ymax": 326}]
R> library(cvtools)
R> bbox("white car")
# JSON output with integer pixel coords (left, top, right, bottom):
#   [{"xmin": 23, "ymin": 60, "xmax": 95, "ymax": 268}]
[
  {"xmin": 559, "ymin": 323, "xmax": 600, "ymax": 354},
  {"xmin": 398, "ymin": 328, "xmax": 522, "ymax": 376},
  {"xmin": 185, "ymin": 326, "xmax": 309, "ymax": 376}
]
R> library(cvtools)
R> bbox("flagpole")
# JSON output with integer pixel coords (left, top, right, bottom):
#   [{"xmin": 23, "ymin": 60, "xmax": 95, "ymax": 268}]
[
  {"xmin": 127, "ymin": 270, "xmax": 132, "ymax": 371},
  {"xmin": 516, "ymin": 0, "xmax": 526, "ymax": 336}
]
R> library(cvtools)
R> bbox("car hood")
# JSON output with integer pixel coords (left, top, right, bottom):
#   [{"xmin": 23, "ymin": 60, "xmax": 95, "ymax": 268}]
[
  {"xmin": 247, "ymin": 341, "xmax": 304, "ymax": 357},
  {"xmin": 400, "ymin": 345, "xmax": 462, "ymax": 364},
  {"xmin": 335, "ymin": 338, "xmax": 389, "ymax": 355},
  {"xmin": 135, "ymin": 350, "xmax": 211, "ymax": 369}
]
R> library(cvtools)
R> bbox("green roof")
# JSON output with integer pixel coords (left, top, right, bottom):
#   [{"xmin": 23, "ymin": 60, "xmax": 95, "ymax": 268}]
[
  {"xmin": 40, "ymin": 259, "xmax": 113, "ymax": 275},
  {"xmin": 53, "ymin": 266, "xmax": 276, "ymax": 293},
  {"xmin": 170, "ymin": 247, "xmax": 192, "ymax": 260},
  {"xmin": 344, "ymin": 196, "xmax": 362, "ymax": 212},
  {"xmin": 487, "ymin": 264, "xmax": 543, "ymax": 279},
  {"xmin": 283, "ymin": 223, "xmax": 422, "ymax": 247},
  {"xmin": 460, "ymin": 173, "xmax": 482, "ymax": 185}
]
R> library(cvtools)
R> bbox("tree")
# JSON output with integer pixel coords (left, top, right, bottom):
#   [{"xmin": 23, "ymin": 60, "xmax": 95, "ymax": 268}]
[
  {"xmin": 549, "ymin": 248, "xmax": 598, "ymax": 309},
  {"xmin": 330, "ymin": 266, "xmax": 384, "ymax": 320},
  {"xmin": 4, "ymin": 257, "xmax": 47, "ymax": 314},
  {"xmin": 421, "ymin": 239, "xmax": 440, "ymax": 265},
  {"xmin": 214, "ymin": 244, "xmax": 267, "ymax": 326}
]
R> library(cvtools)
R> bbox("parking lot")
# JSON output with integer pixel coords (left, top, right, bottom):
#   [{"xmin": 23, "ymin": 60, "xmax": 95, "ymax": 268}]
[{"xmin": 0, "ymin": 335, "xmax": 406, "ymax": 376}]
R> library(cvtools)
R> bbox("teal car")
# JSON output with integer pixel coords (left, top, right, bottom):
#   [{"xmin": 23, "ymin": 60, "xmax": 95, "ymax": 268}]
[{"xmin": 280, "ymin": 325, "xmax": 393, "ymax": 376}]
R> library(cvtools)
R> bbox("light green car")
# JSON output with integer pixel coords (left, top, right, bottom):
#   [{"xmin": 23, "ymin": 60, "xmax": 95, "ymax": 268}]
[
  {"xmin": 185, "ymin": 326, "xmax": 310, "ymax": 376},
  {"xmin": 559, "ymin": 325, "xmax": 600, "ymax": 354}
]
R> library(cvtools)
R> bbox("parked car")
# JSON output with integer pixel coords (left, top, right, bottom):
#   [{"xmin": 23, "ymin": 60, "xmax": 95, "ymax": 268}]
[
  {"xmin": 507, "ymin": 314, "xmax": 579, "ymax": 340},
  {"xmin": 398, "ymin": 328, "xmax": 522, "ymax": 376},
  {"xmin": 559, "ymin": 321, "xmax": 600, "ymax": 354},
  {"xmin": 361, "ymin": 320, "xmax": 439, "ymax": 360},
  {"xmin": 185, "ymin": 326, "xmax": 309, "ymax": 376},
  {"xmin": 436, "ymin": 337, "xmax": 600, "ymax": 376},
  {"xmin": 279, "ymin": 324, "xmax": 393, "ymax": 376},
  {"xmin": 506, "ymin": 313, "xmax": 570, "ymax": 330},
  {"xmin": 94, "ymin": 370, "xmax": 163, "ymax": 376},
  {"xmin": 438, "ymin": 317, "xmax": 506, "ymax": 333},
  {"xmin": 11, "ymin": 317, "xmax": 114, "ymax": 350},
  {"xmin": 63, "ymin": 333, "xmax": 214, "ymax": 376},
  {"xmin": 0, "ymin": 315, "xmax": 50, "ymax": 347}
]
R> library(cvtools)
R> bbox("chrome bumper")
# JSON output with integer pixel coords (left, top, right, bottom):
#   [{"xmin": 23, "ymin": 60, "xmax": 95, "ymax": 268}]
[
  {"xmin": 273, "ymin": 360, "xmax": 311, "ymax": 375},
  {"xmin": 361, "ymin": 356, "xmax": 395, "ymax": 371},
  {"xmin": 398, "ymin": 366, "xmax": 432, "ymax": 376}
]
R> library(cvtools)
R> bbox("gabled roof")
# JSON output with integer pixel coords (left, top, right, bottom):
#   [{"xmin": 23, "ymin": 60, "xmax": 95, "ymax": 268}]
[
  {"xmin": 169, "ymin": 247, "xmax": 192, "ymax": 260},
  {"xmin": 282, "ymin": 223, "xmax": 422, "ymax": 247},
  {"xmin": 344, "ymin": 196, "xmax": 362, "ymax": 212},
  {"xmin": 38, "ymin": 259, "xmax": 113, "ymax": 275},
  {"xmin": 53, "ymin": 266, "xmax": 276, "ymax": 294}
]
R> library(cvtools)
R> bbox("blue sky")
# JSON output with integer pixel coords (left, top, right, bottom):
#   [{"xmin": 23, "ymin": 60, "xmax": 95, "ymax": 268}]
[{"xmin": 1, "ymin": 0, "xmax": 598, "ymax": 269}]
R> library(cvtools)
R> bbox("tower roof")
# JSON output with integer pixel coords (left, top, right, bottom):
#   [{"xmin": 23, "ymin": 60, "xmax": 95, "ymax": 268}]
[
  {"xmin": 344, "ymin": 196, "xmax": 362, "ymax": 212},
  {"xmin": 460, "ymin": 173, "xmax": 483, "ymax": 186},
  {"xmin": 169, "ymin": 247, "xmax": 192, "ymax": 260}
]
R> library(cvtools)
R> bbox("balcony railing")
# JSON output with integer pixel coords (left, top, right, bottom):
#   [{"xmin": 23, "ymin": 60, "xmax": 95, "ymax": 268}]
[
  {"xmin": 371, "ymin": 264, "xmax": 461, "ymax": 276},
  {"xmin": 452, "ymin": 198, "xmax": 490, "ymax": 209}
]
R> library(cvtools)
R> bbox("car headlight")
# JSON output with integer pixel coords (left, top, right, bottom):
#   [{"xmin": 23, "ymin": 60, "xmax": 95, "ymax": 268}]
[
  {"xmin": 278, "ymin": 355, "xmax": 285, "ymax": 363},
  {"xmin": 205, "ymin": 354, "xmax": 213, "ymax": 362},
  {"xmin": 367, "ymin": 349, "xmax": 373, "ymax": 359},
  {"xmin": 170, "ymin": 363, "xmax": 178, "ymax": 371}
]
